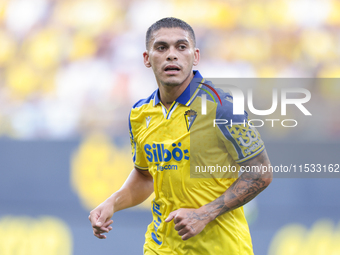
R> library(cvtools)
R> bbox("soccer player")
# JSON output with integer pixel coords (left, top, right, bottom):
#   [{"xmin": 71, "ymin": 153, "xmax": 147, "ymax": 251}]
[{"xmin": 89, "ymin": 17, "xmax": 273, "ymax": 254}]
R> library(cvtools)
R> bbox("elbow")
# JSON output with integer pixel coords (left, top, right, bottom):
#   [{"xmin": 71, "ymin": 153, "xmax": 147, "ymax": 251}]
[{"xmin": 263, "ymin": 170, "xmax": 273, "ymax": 187}]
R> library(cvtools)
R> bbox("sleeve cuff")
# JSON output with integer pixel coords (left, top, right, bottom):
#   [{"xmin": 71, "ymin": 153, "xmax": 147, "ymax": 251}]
[
  {"xmin": 134, "ymin": 164, "xmax": 149, "ymax": 170},
  {"xmin": 235, "ymin": 146, "xmax": 265, "ymax": 164}
]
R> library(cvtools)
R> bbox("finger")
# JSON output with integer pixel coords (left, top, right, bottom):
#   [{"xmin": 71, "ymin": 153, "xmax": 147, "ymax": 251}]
[
  {"xmin": 102, "ymin": 220, "xmax": 114, "ymax": 228},
  {"xmin": 94, "ymin": 228, "xmax": 108, "ymax": 234},
  {"xmin": 181, "ymin": 232, "xmax": 192, "ymax": 241},
  {"xmin": 165, "ymin": 211, "xmax": 177, "ymax": 222},
  {"xmin": 174, "ymin": 222, "xmax": 186, "ymax": 231},
  {"xmin": 95, "ymin": 220, "xmax": 114, "ymax": 233},
  {"xmin": 97, "ymin": 227, "xmax": 109, "ymax": 233},
  {"xmin": 94, "ymin": 230, "xmax": 106, "ymax": 235},
  {"xmin": 100, "ymin": 226, "xmax": 113, "ymax": 232},
  {"xmin": 98, "ymin": 219, "xmax": 113, "ymax": 232},
  {"xmin": 89, "ymin": 212, "xmax": 100, "ymax": 227},
  {"xmin": 94, "ymin": 233, "xmax": 107, "ymax": 239},
  {"xmin": 98, "ymin": 227, "xmax": 110, "ymax": 233},
  {"xmin": 96, "ymin": 214, "xmax": 109, "ymax": 228},
  {"xmin": 178, "ymin": 227, "xmax": 189, "ymax": 236},
  {"xmin": 93, "ymin": 230, "xmax": 107, "ymax": 239},
  {"xmin": 173, "ymin": 215, "xmax": 182, "ymax": 224}
]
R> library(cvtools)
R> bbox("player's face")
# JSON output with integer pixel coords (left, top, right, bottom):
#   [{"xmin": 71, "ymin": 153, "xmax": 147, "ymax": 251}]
[{"xmin": 143, "ymin": 28, "xmax": 200, "ymax": 87}]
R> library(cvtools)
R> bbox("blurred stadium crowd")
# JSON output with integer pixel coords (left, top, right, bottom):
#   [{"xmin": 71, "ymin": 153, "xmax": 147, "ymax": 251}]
[{"xmin": 0, "ymin": 0, "xmax": 339, "ymax": 140}]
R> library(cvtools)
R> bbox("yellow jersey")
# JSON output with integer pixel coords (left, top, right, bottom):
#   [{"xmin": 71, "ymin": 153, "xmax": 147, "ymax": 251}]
[{"xmin": 129, "ymin": 71, "xmax": 264, "ymax": 255}]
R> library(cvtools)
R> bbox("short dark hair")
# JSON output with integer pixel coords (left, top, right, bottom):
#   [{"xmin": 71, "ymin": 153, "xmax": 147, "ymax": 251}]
[{"xmin": 146, "ymin": 17, "xmax": 196, "ymax": 49}]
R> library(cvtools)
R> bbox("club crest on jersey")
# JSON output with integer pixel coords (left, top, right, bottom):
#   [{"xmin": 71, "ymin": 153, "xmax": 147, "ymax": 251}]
[
  {"xmin": 146, "ymin": 116, "xmax": 152, "ymax": 128},
  {"xmin": 184, "ymin": 110, "xmax": 197, "ymax": 131}
]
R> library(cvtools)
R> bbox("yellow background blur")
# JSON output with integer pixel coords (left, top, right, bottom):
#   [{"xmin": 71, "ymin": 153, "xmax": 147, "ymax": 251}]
[{"xmin": 0, "ymin": 1, "xmax": 340, "ymax": 254}]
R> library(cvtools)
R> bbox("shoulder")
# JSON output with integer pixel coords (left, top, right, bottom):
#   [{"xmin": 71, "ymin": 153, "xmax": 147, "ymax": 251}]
[
  {"xmin": 131, "ymin": 89, "xmax": 158, "ymax": 110},
  {"xmin": 200, "ymin": 79, "xmax": 248, "ymax": 122},
  {"xmin": 129, "ymin": 89, "xmax": 158, "ymax": 129}
]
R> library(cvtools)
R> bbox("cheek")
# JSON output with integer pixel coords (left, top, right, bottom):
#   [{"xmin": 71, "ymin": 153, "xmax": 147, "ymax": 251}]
[
  {"xmin": 183, "ymin": 54, "xmax": 195, "ymax": 66},
  {"xmin": 150, "ymin": 56, "xmax": 162, "ymax": 69},
  {"xmin": 183, "ymin": 51, "xmax": 194, "ymax": 61}
]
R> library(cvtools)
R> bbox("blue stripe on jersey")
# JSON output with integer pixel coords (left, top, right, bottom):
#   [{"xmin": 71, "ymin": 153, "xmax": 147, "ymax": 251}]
[
  {"xmin": 128, "ymin": 111, "xmax": 137, "ymax": 163},
  {"xmin": 132, "ymin": 145, "xmax": 136, "ymax": 162},
  {"xmin": 217, "ymin": 124, "xmax": 244, "ymax": 159},
  {"xmin": 128, "ymin": 110, "xmax": 133, "ymax": 135}
]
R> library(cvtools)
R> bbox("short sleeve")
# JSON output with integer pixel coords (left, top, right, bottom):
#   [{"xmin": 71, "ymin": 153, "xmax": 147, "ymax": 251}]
[
  {"xmin": 211, "ymin": 87, "xmax": 265, "ymax": 164},
  {"xmin": 216, "ymin": 119, "xmax": 265, "ymax": 164},
  {"xmin": 129, "ymin": 111, "xmax": 149, "ymax": 170}
]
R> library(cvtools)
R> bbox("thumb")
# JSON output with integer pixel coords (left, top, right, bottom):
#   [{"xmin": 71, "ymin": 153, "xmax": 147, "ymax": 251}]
[
  {"xmin": 165, "ymin": 210, "xmax": 177, "ymax": 222},
  {"xmin": 96, "ymin": 215, "xmax": 107, "ymax": 227}
]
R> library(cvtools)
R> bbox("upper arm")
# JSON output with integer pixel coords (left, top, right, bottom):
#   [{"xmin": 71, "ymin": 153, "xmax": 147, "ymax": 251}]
[
  {"xmin": 133, "ymin": 167, "xmax": 154, "ymax": 194},
  {"xmin": 135, "ymin": 166, "xmax": 153, "ymax": 179},
  {"xmin": 238, "ymin": 149, "xmax": 273, "ymax": 185}
]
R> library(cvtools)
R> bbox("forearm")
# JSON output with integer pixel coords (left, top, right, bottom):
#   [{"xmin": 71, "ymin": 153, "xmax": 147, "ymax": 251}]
[
  {"xmin": 201, "ymin": 150, "xmax": 273, "ymax": 220},
  {"xmin": 106, "ymin": 168, "xmax": 154, "ymax": 213}
]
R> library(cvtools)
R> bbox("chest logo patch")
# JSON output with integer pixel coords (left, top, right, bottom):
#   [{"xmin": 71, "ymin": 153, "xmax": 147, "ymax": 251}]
[{"xmin": 184, "ymin": 110, "xmax": 197, "ymax": 131}]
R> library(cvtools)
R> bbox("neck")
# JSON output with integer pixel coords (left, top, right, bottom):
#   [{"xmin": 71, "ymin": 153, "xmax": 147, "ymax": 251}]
[{"xmin": 158, "ymin": 71, "xmax": 194, "ymax": 110}]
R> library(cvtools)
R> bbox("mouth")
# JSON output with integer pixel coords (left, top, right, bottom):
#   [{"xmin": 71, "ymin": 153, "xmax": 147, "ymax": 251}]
[{"xmin": 164, "ymin": 65, "xmax": 181, "ymax": 75}]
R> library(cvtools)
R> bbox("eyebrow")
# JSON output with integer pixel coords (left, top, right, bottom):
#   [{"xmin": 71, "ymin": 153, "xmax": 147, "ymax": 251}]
[{"xmin": 153, "ymin": 39, "xmax": 190, "ymax": 47}]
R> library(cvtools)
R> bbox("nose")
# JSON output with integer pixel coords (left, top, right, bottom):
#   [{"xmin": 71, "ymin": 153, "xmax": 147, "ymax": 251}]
[{"xmin": 166, "ymin": 46, "xmax": 178, "ymax": 61}]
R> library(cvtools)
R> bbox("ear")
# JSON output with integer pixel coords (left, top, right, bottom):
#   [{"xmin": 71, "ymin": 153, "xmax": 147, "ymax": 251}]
[
  {"xmin": 193, "ymin": 48, "xmax": 200, "ymax": 66},
  {"xmin": 143, "ymin": 51, "xmax": 152, "ymax": 68}
]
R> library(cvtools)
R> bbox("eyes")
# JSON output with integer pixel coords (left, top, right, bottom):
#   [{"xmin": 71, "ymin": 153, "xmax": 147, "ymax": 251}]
[
  {"xmin": 178, "ymin": 45, "xmax": 187, "ymax": 50},
  {"xmin": 156, "ymin": 44, "xmax": 187, "ymax": 51},
  {"xmin": 157, "ymin": 46, "xmax": 166, "ymax": 51}
]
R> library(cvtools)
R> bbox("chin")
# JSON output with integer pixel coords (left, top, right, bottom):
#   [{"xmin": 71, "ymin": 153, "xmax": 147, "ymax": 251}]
[{"xmin": 162, "ymin": 77, "xmax": 184, "ymax": 87}]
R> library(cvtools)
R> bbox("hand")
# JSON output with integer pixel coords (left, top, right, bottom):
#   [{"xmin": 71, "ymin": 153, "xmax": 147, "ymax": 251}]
[
  {"xmin": 165, "ymin": 208, "xmax": 212, "ymax": 241},
  {"xmin": 89, "ymin": 200, "xmax": 114, "ymax": 239}
]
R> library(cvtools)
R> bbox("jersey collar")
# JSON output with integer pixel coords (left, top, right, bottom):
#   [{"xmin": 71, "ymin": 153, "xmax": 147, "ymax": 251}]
[{"xmin": 153, "ymin": 70, "xmax": 203, "ymax": 107}]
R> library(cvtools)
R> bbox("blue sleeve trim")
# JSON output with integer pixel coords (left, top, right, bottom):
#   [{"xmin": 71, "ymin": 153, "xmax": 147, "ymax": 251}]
[
  {"xmin": 235, "ymin": 146, "xmax": 265, "ymax": 164},
  {"xmin": 128, "ymin": 110, "xmax": 136, "ymax": 163},
  {"xmin": 217, "ymin": 124, "xmax": 244, "ymax": 159}
]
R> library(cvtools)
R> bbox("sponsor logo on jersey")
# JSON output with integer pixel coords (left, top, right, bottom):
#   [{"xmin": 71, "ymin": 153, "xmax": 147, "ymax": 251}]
[{"xmin": 144, "ymin": 142, "xmax": 189, "ymax": 163}]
